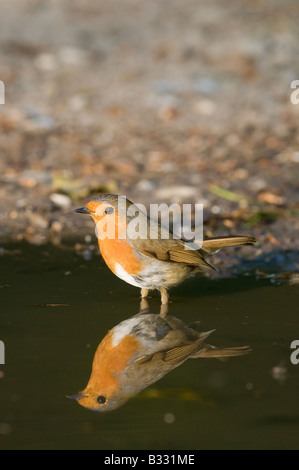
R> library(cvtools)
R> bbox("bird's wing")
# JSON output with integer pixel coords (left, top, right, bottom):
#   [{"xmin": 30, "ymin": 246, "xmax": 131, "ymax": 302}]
[
  {"xmin": 132, "ymin": 330, "xmax": 214, "ymax": 368},
  {"xmin": 191, "ymin": 344, "xmax": 252, "ymax": 358},
  {"xmin": 168, "ymin": 244, "xmax": 216, "ymax": 270},
  {"xmin": 200, "ymin": 236, "xmax": 256, "ymax": 254},
  {"xmin": 131, "ymin": 237, "xmax": 216, "ymax": 269}
]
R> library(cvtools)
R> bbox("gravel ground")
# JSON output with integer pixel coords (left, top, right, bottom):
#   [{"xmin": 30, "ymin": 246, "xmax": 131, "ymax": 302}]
[{"xmin": 0, "ymin": 0, "xmax": 299, "ymax": 275}]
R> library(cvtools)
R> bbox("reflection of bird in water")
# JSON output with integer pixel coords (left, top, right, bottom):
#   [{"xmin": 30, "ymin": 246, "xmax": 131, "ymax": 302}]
[
  {"xmin": 75, "ymin": 194, "xmax": 256, "ymax": 313},
  {"xmin": 67, "ymin": 312, "xmax": 251, "ymax": 412}
]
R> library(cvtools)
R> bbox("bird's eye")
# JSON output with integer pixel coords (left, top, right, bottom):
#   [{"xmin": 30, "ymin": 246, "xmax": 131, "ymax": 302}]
[
  {"xmin": 104, "ymin": 207, "xmax": 114, "ymax": 215},
  {"xmin": 97, "ymin": 395, "xmax": 106, "ymax": 404}
]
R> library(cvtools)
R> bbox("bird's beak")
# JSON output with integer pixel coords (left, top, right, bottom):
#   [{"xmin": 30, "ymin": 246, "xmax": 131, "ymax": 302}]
[
  {"xmin": 66, "ymin": 392, "xmax": 88, "ymax": 401},
  {"xmin": 74, "ymin": 207, "xmax": 91, "ymax": 215}
]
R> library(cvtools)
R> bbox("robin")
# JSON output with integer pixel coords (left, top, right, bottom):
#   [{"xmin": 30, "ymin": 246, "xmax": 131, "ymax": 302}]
[
  {"xmin": 67, "ymin": 311, "xmax": 251, "ymax": 412},
  {"xmin": 75, "ymin": 194, "xmax": 256, "ymax": 310}
]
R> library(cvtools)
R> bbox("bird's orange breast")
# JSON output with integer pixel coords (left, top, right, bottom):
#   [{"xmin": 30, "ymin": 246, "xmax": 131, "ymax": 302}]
[
  {"xmin": 84, "ymin": 331, "xmax": 140, "ymax": 396},
  {"xmin": 98, "ymin": 238, "xmax": 143, "ymax": 275}
]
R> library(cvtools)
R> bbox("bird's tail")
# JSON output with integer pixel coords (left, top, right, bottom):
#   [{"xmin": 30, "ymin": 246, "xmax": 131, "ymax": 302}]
[
  {"xmin": 191, "ymin": 344, "xmax": 252, "ymax": 359},
  {"xmin": 200, "ymin": 236, "xmax": 256, "ymax": 255}
]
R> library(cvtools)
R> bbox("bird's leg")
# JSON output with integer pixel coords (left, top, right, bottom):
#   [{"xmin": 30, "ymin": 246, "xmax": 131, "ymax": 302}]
[
  {"xmin": 140, "ymin": 288, "xmax": 150, "ymax": 313},
  {"xmin": 160, "ymin": 287, "xmax": 169, "ymax": 305},
  {"xmin": 140, "ymin": 297, "xmax": 149, "ymax": 313},
  {"xmin": 159, "ymin": 288, "xmax": 169, "ymax": 318},
  {"xmin": 159, "ymin": 303, "xmax": 168, "ymax": 318},
  {"xmin": 141, "ymin": 288, "xmax": 149, "ymax": 299}
]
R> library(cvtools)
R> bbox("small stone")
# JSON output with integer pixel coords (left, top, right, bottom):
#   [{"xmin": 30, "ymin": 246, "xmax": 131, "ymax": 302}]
[
  {"xmin": 158, "ymin": 106, "xmax": 178, "ymax": 121},
  {"xmin": 35, "ymin": 53, "xmax": 57, "ymax": 71},
  {"xmin": 211, "ymin": 205, "xmax": 221, "ymax": 214},
  {"xmin": 249, "ymin": 178, "xmax": 267, "ymax": 191},
  {"xmin": 193, "ymin": 77, "xmax": 220, "ymax": 94},
  {"xmin": 50, "ymin": 220, "xmax": 63, "ymax": 232},
  {"xmin": 194, "ymin": 99, "xmax": 216, "ymax": 116},
  {"xmin": 292, "ymin": 152, "xmax": 299, "ymax": 163},
  {"xmin": 233, "ymin": 168, "xmax": 249, "ymax": 180},
  {"xmin": 58, "ymin": 47, "xmax": 88, "ymax": 65},
  {"xmin": 23, "ymin": 110, "xmax": 56, "ymax": 131},
  {"xmin": 68, "ymin": 95, "xmax": 87, "ymax": 111},
  {"xmin": 225, "ymin": 134, "xmax": 240, "ymax": 146},
  {"xmin": 136, "ymin": 180, "xmax": 155, "ymax": 191},
  {"xmin": 258, "ymin": 192, "xmax": 285, "ymax": 205},
  {"xmin": 50, "ymin": 193, "xmax": 72, "ymax": 209},
  {"xmin": 28, "ymin": 213, "xmax": 48, "ymax": 229},
  {"xmin": 223, "ymin": 219, "xmax": 235, "ymax": 228},
  {"xmin": 156, "ymin": 186, "xmax": 197, "ymax": 201},
  {"xmin": 288, "ymin": 274, "xmax": 299, "ymax": 285},
  {"xmin": 9, "ymin": 211, "xmax": 18, "ymax": 219}
]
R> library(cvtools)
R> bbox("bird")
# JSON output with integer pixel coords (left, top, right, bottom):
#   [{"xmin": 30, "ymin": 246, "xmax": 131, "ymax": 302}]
[
  {"xmin": 67, "ymin": 311, "xmax": 251, "ymax": 412},
  {"xmin": 75, "ymin": 194, "xmax": 256, "ymax": 312}
]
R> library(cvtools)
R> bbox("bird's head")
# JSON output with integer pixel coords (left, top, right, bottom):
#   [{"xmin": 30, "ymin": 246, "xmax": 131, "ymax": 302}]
[
  {"xmin": 75, "ymin": 194, "xmax": 135, "ymax": 240},
  {"xmin": 66, "ymin": 386, "xmax": 129, "ymax": 412}
]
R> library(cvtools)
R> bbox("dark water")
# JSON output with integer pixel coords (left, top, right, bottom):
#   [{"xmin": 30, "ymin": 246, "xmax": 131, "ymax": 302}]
[{"xmin": 0, "ymin": 242, "xmax": 298, "ymax": 450}]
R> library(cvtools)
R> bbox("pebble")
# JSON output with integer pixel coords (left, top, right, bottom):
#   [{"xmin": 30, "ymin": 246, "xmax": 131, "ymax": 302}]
[
  {"xmin": 28, "ymin": 213, "xmax": 48, "ymax": 229},
  {"xmin": 58, "ymin": 47, "xmax": 88, "ymax": 66},
  {"xmin": 155, "ymin": 186, "xmax": 197, "ymax": 200},
  {"xmin": 193, "ymin": 77, "xmax": 220, "ymax": 94},
  {"xmin": 50, "ymin": 193, "xmax": 72, "ymax": 209},
  {"xmin": 35, "ymin": 53, "xmax": 58, "ymax": 71},
  {"xmin": 292, "ymin": 152, "xmax": 299, "ymax": 163},
  {"xmin": 248, "ymin": 178, "xmax": 267, "ymax": 191},
  {"xmin": 68, "ymin": 95, "xmax": 87, "ymax": 112},
  {"xmin": 136, "ymin": 180, "xmax": 156, "ymax": 191},
  {"xmin": 194, "ymin": 99, "xmax": 216, "ymax": 116},
  {"xmin": 22, "ymin": 109, "xmax": 56, "ymax": 131}
]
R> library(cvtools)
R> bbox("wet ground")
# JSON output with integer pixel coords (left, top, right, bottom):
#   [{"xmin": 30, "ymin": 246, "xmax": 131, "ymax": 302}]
[
  {"xmin": 0, "ymin": 243, "xmax": 298, "ymax": 450},
  {"xmin": 0, "ymin": 0, "xmax": 299, "ymax": 256}
]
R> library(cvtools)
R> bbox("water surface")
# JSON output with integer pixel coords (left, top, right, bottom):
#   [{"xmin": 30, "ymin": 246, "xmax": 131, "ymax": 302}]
[{"xmin": 0, "ymin": 242, "xmax": 298, "ymax": 449}]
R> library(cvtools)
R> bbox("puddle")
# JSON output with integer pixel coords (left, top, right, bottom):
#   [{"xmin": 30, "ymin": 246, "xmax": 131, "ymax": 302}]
[{"xmin": 0, "ymin": 242, "xmax": 298, "ymax": 449}]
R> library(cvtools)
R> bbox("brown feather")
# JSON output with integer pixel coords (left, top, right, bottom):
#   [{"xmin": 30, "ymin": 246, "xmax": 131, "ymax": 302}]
[
  {"xmin": 191, "ymin": 344, "xmax": 252, "ymax": 358},
  {"xmin": 132, "ymin": 237, "xmax": 217, "ymax": 269},
  {"xmin": 168, "ymin": 246, "xmax": 217, "ymax": 270},
  {"xmin": 162, "ymin": 336, "xmax": 212, "ymax": 365},
  {"xmin": 133, "ymin": 330, "xmax": 214, "ymax": 367},
  {"xmin": 132, "ymin": 234, "xmax": 255, "ymax": 269},
  {"xmin": 201, "ymin": 236, "xmax": 256, "ymax": 255}
]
